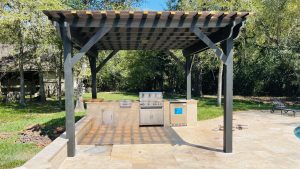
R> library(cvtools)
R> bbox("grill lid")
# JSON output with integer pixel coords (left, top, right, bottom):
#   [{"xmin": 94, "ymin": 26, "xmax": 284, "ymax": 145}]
[{"xmin": 139, "ymin": 92, "xmax": 163, "ymax": 108}]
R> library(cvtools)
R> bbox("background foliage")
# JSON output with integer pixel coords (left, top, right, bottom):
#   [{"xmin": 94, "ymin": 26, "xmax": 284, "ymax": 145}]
[
  {"xmin": 0, "ymin": 0, "xmax": 299, "ymax": 98},
  {"xmin": 92, "ymin": 0, "xmax": 299, "ymax": 97}
]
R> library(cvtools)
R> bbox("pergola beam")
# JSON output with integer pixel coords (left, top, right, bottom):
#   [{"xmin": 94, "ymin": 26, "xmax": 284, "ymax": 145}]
[
  {"xmin": 190, "ymin": 26, "xmax": 233, "ymax": 63},
  {"xmin": 183, "ymin": 23, "xmax": 242, "ymax": 56},
  {"xmin": 71, "ymin": 27, "xmax": 111, "ymax": 67},
  {"xmin": 74, "ymin": 45, "xmax": 98, "ymax": 58},
  {"xmin": 95, "ymin": 50, "xmax": 119, "ymax": 73},
  {"xmin": 63, "ymin": 17, "xmax": 241, "ymax": 28},
  {"xmin": 44, "ymin": 10, "xmax": 249, "ymax": 29}
]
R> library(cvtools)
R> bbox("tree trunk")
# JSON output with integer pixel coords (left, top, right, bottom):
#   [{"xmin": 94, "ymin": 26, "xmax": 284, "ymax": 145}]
[
  {"xmin": 38, "ymin": 69, "xmax": 46, "ymax": 102},
  {"xmin": 194, "ymin": 67, "xmax": 203, "ymax": 97},
  {"xmin": 160, "ymin": 75, "xmax": 163, "ymax": 91},
  {"xmin": 75, "ymin": 79, "xmax": 85, "ymax": 112},
  {"xmin": 91, "ymin": 73, "xmax": 97, "ymax": 98},
  {"xmin": 217, "ymin": 62, "xmax": 223, "ymax": 106},
  {"xmin": 194, "ymin": 71, "xmax": 199, "ymax": 97},
  {"xmin": 18, "ymin": 25, "xmax": 25, "ymax": 106},
  {"xmin": 30, "ymin": 73, "xmax": 34, "ymax": 101},
  {"xmin": 19, "ymin": 60, "xmax": 25, "ymax": 106},
  {"xmin": 199, "ymin": 68, "xmax": 203, "ymax": 97}
]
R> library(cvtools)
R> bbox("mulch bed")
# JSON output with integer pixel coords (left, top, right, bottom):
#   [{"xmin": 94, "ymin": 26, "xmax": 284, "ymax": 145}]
[{"xmin": 19, "ymin": 124, "xmax": 65, "ymax": 147}]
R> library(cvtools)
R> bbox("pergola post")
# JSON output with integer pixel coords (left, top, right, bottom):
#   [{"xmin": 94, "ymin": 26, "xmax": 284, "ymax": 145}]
[
  {"xmin": 60, "ymin": 25, "xmax": 110, "ymax": 157},
  {"xmin": 222, "ymin": 37, "xmax": 234, "ymax": 153},
  {"xmin": 89, "ymin": 56, "xmax": 97, "ymax": 99},
  {"xmin": 185, "ymin": 54, "xmax": 194, "ymax": 100},
  {"xmin": 62, "ymin": 22, "xmax": 76, "ymax": 157},
  {"xmin": 88, "ymin": 50, "xmax": 118, "ymax": 99}
]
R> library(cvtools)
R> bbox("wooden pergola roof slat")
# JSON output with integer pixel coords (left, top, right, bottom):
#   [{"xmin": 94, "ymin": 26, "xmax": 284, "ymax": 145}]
[{"xmin": 44, "ymin": 10, "xmax": 248, "ymax": 52}]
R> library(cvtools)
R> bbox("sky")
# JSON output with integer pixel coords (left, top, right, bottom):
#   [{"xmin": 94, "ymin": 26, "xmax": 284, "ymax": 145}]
[{"xmin": 139, "ymin": 0, "xmax": 168, "ymax": 11}]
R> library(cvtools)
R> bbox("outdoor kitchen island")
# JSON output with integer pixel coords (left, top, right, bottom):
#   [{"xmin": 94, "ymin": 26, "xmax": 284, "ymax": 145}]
[{"xmin": 85, "ymin": 92, "xmax": 198, "ymax": 128}]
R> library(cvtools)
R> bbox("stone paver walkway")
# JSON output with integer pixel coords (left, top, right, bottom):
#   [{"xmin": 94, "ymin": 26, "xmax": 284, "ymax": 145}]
[{"xmin": 60, "ymin": 111, "xmax": 300, "ymax": 169}]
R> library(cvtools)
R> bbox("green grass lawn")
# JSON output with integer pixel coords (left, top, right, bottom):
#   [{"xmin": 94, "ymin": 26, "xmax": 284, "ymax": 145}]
[
  {"xmin": 83, "ymin": 92, "xmax": 139, "ymax": 100},
  {"xmin": 1, "ymin": 92, "xmax": 298, "ymax": 169},
  {"xmin": 0, "ymin": 101, "xmax": 85, "ymax": 169},
  {"xmin": 196, "ymin": 97, "xmax": 272, "ymax": 120}
]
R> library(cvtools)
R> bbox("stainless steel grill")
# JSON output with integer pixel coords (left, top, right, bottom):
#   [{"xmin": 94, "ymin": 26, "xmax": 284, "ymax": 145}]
[
  {"xmin": 139, "ymin": 92, "xmax": 164, "ymax": 125},
  {"xmin": 139, "ymin": 92, "xmax": 163, "ymax": 108}
]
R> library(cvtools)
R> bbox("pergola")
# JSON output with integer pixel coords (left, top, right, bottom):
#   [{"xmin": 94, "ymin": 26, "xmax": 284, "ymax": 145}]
[{"xmin": 43, "ymin": 10, "xmax": 249, "ymax": 157}]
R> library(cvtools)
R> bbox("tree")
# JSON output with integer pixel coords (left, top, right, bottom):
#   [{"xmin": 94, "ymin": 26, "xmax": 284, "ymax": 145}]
[
  {"xmin": 166, "ymin": 0, "xmax": 300, "ymax": 98},
  {"xmin": 27, "ymin": 4, "xmax": 63, "ymax": 102},
  {"xmin": 0, "ymin": 0, "xmax": 64, "ymax": 104},
  {"xmin": 217, "ymin": 58, "xmax": 223, "ymax": 105},
  {"xmin": 65, "ymin": 0, "xmax": 142, "ymax": 10},
  {"xmin": 166, "ymin": 0, "xmax": 237, "ymax": 102},
  {"xmin": 0, "ymin": 0, "xmax": 30, "ymax": 105},
  {"xmin": 234, "ymin": 0, "xmax": 300, "ymax": 96}
]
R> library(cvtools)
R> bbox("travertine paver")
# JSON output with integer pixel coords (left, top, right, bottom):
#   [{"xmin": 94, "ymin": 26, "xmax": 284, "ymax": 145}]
[
  {"xmin": 59, "ymin": 110, "xmax": 300, "ymax": 169},
  {"xmin": 79, "ymin": 126, "xmax": 184, "ymax": 145}
]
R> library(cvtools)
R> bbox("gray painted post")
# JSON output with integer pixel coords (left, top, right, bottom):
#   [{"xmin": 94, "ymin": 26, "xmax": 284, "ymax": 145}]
[
  {"xmin": 222, "ymin": 37, "xmax": 233, "ymax": 153},
  {"xmin": 185, "ymin": 54, "xmax": 194, "ymax": 100},
  {"xmin": 90, "ymin": 56, "xmax": 97, "ymax": 99},
  {"xmin": 62, "ymin": 22, "xmax": 76, "ymax": 156}
]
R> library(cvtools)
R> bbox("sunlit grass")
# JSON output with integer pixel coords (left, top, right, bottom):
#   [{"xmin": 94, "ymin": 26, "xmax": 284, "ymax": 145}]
[
  {"xmin": 83, "ymin": 92, "xmax": 139, "ymax": 100},
  {"xmin": 197, "ymin": 97, "xmax": 272, "ymax": 120},
  {"xmin": 0, "ymin": 101, "xmax": 85, "ymax": 169}
]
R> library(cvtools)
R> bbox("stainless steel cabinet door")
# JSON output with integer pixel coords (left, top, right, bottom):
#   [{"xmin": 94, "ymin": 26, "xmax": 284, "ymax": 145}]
[
  {"xmin": 140, "ymin": 109, "xmax": 152, "ymax": 125},
  {"xmin": 102, "ymin": 110, "xmax": 113, "ymax": 125},
  {"xmin": 140, "ymin": 109, "xmax": 163, "ymax": 125},
  {"xmin": 152, "ymin": 110, "xmax": 164, "ymax": 125}
]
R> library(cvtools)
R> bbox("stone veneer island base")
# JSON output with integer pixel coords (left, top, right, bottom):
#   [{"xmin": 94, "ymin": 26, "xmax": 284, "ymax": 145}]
[{"xmin": 86, "ymin": 99, "xmax": 198, "ymax": 127}]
